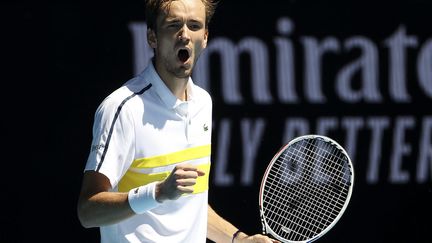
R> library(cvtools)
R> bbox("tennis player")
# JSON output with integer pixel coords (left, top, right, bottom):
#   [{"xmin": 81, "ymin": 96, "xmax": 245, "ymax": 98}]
[{"xmin": 77, "ymin": 0, "xmax": 278, "ymax": 242}]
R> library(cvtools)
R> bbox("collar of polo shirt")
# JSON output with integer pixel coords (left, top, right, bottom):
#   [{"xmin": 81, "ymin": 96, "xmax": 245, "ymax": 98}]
[{"xmin": 146, "ymin": 62, "xmax": 195, "ymax": 117}]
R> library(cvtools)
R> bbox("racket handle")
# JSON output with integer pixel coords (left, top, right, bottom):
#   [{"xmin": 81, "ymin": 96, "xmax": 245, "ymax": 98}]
[{"xmin": 259, "ymin": 209, "xmax": 266, "ymax": 235}]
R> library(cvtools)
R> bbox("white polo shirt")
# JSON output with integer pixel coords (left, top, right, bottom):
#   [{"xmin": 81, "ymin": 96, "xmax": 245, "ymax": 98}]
[{"xmin": 84, "ymin": 62, "xmax": 213, "ymax": 243}]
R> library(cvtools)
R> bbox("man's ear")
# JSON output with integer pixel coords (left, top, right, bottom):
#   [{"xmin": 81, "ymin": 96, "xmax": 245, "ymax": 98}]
[
  {"xmin": 147, "ymin": 28, "xmax": 157, "ymax": 49},
  {"xmin": 202, "ymin": 29, "xmax": 209, "ymax": 49}
]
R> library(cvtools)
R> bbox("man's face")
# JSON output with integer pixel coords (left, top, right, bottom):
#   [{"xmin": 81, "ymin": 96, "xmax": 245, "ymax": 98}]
[{"xmin": 149, "ymin": 0, "xmax": 208, "ymax": 79}]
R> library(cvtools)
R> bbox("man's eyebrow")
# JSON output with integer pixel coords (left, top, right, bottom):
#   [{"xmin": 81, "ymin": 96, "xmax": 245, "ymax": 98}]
[
  {"xmin": 165, "ymin": 17, "xmax": 204, "ymax": 23},
  {"xmin": 164, "ymin": 17, "xmax": 182, "ymax": 23},
  {"xmin": 189, "ymin": 18, "xmax": 204, "ymax": 23}
]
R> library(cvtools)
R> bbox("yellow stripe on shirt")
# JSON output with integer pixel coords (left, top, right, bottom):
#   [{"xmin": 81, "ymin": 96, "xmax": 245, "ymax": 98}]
[
  {"xmin": 118, "ymin": 162, "xmax": 211, "ymax": 194},
  {"xmin": 131, "ymin": 144, "xmax": 211, "ymax": 169}
]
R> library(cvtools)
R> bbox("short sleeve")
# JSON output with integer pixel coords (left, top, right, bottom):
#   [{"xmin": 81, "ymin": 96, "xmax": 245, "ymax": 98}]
[{"xmin": 84, "ymin": 96, "xmax": 136, "ymax": 189}]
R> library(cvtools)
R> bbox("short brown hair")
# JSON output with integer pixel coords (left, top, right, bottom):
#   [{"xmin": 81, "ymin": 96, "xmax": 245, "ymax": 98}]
[{"xmin": 145, "ymin": 0, "xmax": 218, "ymax": 30}]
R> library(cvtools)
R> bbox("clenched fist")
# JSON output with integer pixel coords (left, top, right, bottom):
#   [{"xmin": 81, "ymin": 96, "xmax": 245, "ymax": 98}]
[{"xmin": 155, "ymin": 164, "xmax": 205, "ymax": 202}]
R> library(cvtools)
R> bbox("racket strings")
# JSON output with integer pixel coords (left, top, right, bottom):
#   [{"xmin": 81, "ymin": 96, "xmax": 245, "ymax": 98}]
[
  {"xmin": 288, "ymin": 140, "xmax": 350, "ymax": 184},
  {"xmin": 264, "ymin": 144, "xmax": 349, "ymax": 240},
  {"xmin": 262, "ymin": 138, "xmax": 352, "ymax": 242},
  {"xmin": 276, "ymin": 142, "xmax": 350, "ymax": 237},
  {"xmin": 268, "ymin": 145, "xmax": 349, "ymax": 216},
  {"xmin": 282, "ymin": 143, "xmax": 350, "ymax": 204},
  {"xmin": 264, "ymin": 166, "xmax": 344, "ymax": 238},
  {"xmin": 264, "ymin": 169, "xmax": 340, "ymax": 238}
]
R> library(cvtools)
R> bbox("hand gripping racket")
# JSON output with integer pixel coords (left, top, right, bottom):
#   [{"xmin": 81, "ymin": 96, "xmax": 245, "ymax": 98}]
[{"xmin": 259, "ymin": 134, "xmax": 354, "ymax": 242}]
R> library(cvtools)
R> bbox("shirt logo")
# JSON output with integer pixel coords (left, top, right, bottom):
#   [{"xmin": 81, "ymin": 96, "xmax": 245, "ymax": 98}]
[
  {"xmin": 91, "ymin": 144, "xmax": 105, "ymax": 152},
  {"xmin": 203, "ymin": 123, "xmax": 209, "ymax": 132}
]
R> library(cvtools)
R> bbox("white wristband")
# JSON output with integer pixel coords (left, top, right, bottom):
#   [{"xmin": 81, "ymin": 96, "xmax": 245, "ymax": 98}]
[{"xmin": 128, "ymin": 182, "xmax": 161, "ymax": 214}]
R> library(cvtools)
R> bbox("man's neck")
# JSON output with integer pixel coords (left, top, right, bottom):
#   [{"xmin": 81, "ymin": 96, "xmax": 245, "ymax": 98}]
[
  {"xmin": 164, "ymin": 78, "xmax": 188, "ymax": 101},
  {"xmin": 153, "ymin": 61, "xmax": 189, "ymax": 101}
]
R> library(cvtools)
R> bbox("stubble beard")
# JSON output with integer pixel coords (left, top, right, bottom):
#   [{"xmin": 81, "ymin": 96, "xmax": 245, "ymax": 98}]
[{"xmin": 165, "ymin": 55, "xmax": 194, "ymax": 79}]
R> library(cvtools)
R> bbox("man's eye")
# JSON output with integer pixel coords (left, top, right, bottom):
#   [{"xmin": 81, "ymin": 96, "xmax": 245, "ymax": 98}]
[
  {"xmin": 189, "ymin": 24, "xmax": 202, "ymax": 30},
  {"xmin": 167, "ymin": 23, "xmax": 180, "ymax": 28}
]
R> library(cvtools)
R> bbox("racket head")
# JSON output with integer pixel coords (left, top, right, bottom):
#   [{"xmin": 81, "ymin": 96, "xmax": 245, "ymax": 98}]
[{"xmin": 259, "ymin": 134, "xmax": 354, "ymax": 243}]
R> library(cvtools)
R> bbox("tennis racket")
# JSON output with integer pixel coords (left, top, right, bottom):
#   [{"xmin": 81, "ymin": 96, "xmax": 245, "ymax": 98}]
[{"xmin": 259, "ymin": 134, "xmax": 354, "ymax": 243}]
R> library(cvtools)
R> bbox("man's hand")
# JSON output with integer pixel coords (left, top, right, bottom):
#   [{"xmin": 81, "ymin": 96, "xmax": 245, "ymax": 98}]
[{"xmin": 155, "ymin": 164, "xmax": 205, "ymax": 202}]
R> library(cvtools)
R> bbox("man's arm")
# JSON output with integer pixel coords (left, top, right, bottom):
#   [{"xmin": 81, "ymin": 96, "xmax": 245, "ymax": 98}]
[
  {"xmin": 77, "ymin": 171, "xmax": 135, "ymax": 228},
  {"xmin": 207, "ymin": 205, "xmax": 278, "ymax": 243},
  {"xmin": 77, "ymin": 164, "xmax": 205, "ymax": 228}
]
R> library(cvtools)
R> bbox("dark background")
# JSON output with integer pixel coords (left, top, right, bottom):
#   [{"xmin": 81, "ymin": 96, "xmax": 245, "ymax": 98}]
[{"xmin": 2, "ymin": 0, "xmax": 431, "ymax": 242}]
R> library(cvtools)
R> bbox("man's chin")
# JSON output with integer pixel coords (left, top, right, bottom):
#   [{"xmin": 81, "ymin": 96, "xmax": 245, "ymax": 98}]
[
  {"xmin": 179, "ymin": 61, "xmax": 192, "ymax": 69},
  {"xmin": 176, "ymin": 63, "xmax": 193, "ymax": 75},
  {"xmin": 175, "ymin": 67, "xmax": 193, "ymax": 79}
]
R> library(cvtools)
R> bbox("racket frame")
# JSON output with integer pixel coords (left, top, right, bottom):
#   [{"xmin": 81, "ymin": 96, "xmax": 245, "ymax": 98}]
[{"xmin": 258, "ymin": 134, "xmax": 354, "ymax": 243}]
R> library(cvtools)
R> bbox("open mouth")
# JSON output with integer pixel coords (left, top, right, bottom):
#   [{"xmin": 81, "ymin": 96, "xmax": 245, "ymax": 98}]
[{"xmin": 178, "ymin": 49, "xmax": 190, "ymax": 62}]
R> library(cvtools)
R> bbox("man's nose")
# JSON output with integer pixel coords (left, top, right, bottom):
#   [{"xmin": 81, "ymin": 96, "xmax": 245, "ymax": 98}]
[{"xmin": 178, "ymin": 25, "xmax": 191, "ymax": 42}]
